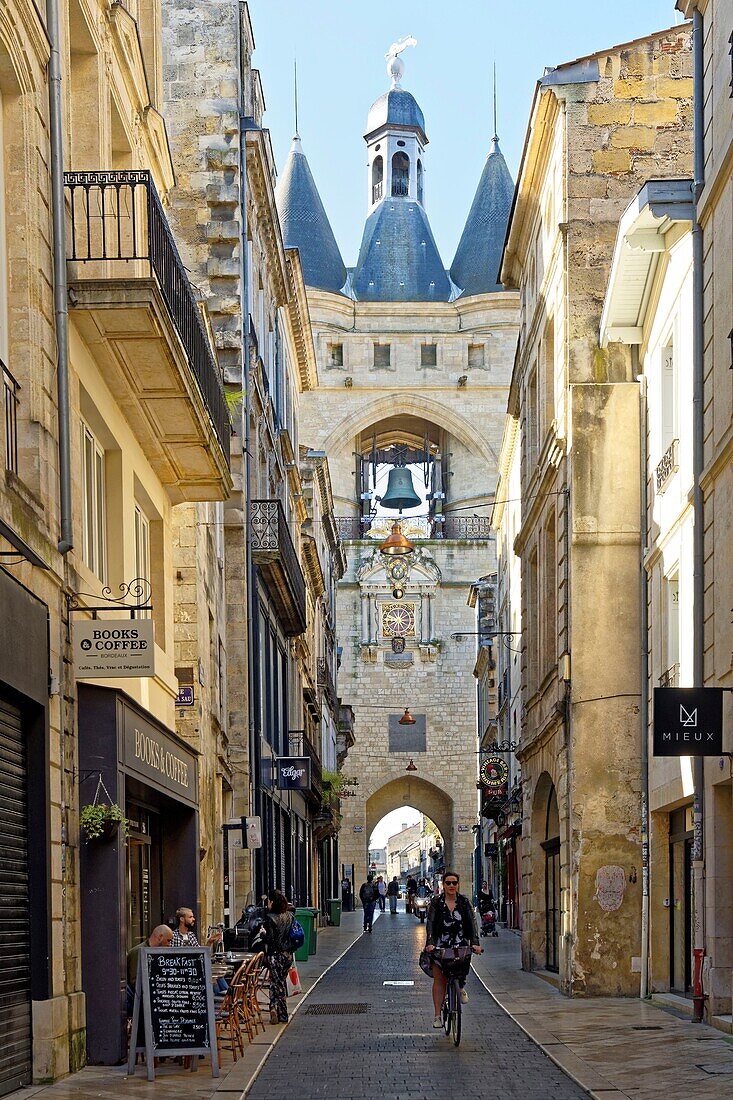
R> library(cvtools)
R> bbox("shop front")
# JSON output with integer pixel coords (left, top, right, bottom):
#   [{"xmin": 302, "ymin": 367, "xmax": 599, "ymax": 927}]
[{"xmin": 78, "ymin": 684, "xmax": 199, "ymax": 1064}]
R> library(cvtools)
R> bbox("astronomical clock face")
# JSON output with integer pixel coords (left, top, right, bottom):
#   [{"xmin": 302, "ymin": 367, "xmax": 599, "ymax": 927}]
[
  {"xmin": 381, "ymin": 602, "xmax": 416, "ymax": 637},
  {"xmin": 388, "ymin": 559, "xmax": 409, "ymax": 583},
  {"xmin": 480, "ymin": 755, "xmax": 509, "ymax": 790}
]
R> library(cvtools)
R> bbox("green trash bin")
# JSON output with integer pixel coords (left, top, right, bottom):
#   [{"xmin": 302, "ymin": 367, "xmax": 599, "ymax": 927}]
[
  {"xmin": 294, "ymin": 908, "xmax": 313, "ymax": 963},
  {"xmin": 306, "ymin": 907, "xmax": 318, "ymax": 954},
  {"xmin": 328, "ymin": 899, "xmax": 342, "ymax": 927}
]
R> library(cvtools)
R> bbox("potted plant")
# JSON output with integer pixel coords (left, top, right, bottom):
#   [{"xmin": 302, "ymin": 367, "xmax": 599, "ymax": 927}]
[{"xmin": 80, "ymin": 801, "xmax": 129, "ymax": 842}]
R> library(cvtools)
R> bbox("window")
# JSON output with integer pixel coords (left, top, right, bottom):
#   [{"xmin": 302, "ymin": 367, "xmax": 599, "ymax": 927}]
[
  {"xmin": 2, "ymin": 361, "xmax": 18, "ymax": 474},
  {"xmin": 372, "ymin": 156, "xmax": 384, "ymax": 203},
  {"xmin": 660, "ymin": 340, "xmax": 677, "ymax": 452},
  {"xmin": 661, "ymin": 574, "xmax": 680, "ymax": 686},
  {"xmin": 327, "ymin": 342, "xmax": 343, "ymax": 367},
  {"xmin": 81, "ymin": 419, "xmax": 107, "ymax": 579},
  {"xmin": 543, "ymin": 513, "xmax": 556, "ymax": 675},
  {"xmin": 527, "ymin": 548, "xmax": 539, "ymax": 694},
  {"xmin": 526, "ymin": 367, "xmax": 539, "ymax": 469},
  {"xmin": 391, "ymin": 151, "xmax": 409, "ymax": 197},
  {"xmin": 543, "ymin": 318, "xmax": 555, "ymax": 434},
  {"xmin": 417, "ymin": 159, "xmax": 424, "ymax": 204},
  {"xmin": 420, "ymin": 344, "xmax": 437, "ymax": 368},
  {"xmin": 373, "ymin": 343, "xmax": 391, "ymax": 368},
  {"xmin": 134, "ymin": 504, "xmax": 151, "ymax": 618},
  {"xmin": 468, "ymin": 343, "xmax": 485, "ymax": 369}
]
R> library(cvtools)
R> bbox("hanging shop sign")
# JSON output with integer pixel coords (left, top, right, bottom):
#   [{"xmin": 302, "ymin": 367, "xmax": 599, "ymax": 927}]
[
  {"xmin": 480, "ymin": 754, "xmax": 510, "ymax": 790},
  {"xmin": 74, "ymin": 618, "xmax": 155, "ymax": 678},
  {"xmin": 276, "ymin": 756, "xmax": 311, "ymax": 790},
  {"xmin": 653, "ymin": 687, "xmax": 724, "ymax": 757}
]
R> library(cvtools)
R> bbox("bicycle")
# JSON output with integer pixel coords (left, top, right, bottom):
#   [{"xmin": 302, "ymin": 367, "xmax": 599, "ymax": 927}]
[{"xmin": 437, "ymin": 946, "xmax": 473, "ymax": 1047}]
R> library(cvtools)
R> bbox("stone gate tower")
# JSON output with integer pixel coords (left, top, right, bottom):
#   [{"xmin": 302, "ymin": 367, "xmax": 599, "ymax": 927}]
[{"xmin": 278, "ymin": 44, "xmax": 518, "ymax": 887}]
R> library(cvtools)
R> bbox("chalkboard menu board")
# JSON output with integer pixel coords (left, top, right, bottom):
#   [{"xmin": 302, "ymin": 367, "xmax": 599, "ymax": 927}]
[{"xmin": 127, "ymin": 948, "xmax": 219, "ymax": 1081}]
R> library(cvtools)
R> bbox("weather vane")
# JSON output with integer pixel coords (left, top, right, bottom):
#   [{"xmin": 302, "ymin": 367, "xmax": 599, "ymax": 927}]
[{"xmin": 385, "ymin": 35, "xmax": 417, "ymax": 88}]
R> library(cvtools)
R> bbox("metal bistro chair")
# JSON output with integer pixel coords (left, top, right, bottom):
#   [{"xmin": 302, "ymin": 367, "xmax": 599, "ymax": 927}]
[
  {"xmin": 215, "ymin": 960, "xmax": 247, "ymax": 1062},
  {"xmin": 238, "ymin": 952, "xmax": 266, "ymax": 1041}
]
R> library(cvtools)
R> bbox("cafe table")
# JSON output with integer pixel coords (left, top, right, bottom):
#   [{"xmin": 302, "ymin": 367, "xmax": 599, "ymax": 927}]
[{"xmin": 211, "ymin": 951, "xmax": 254, "ymax": 982}]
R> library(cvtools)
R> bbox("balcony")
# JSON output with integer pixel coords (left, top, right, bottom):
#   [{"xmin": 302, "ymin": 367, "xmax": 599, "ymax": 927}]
[
  {"xmin": 2, "ymin": 359, "xmax": 19, "ymax": 474},
  {"xmin": 372, "ymin": 180, "xmax": 383, "ymax": 203},
  {"xmin": 317, "ymin": 655, "xmax": 339, "ymax": 714},
  {"xmin": 659, "ymin": 663, "xmax": 680, "ymax": 688},
  {"xmin": 334, "ymin": 515, "xmax": 492, "ymax": 541},
  {"xmin": 64, "ymin": 170, "xmax": 231, "ymax": 502},
  {"xmin": 391, "ymin": 175, "xmax": 409, "ymax": 197},
  {"xmin": 251, "ymin": 500, "xmax": 307, "ymax": 636},
  {"xmin": 656, "ymin": 438, "xmax": 679, "ymax": 494},
  {"xmin": 289, "ymin": 729, "xmax": 323, "ymax": 805}
]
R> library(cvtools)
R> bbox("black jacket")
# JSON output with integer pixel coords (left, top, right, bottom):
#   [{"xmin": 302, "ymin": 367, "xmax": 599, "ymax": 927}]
[
  {"xmin": 425, "ymin": 893, "xmax": 479, "ymax": 948},
  {"xmin": 386, "ymin": 880, "xmax": 399, "ymax": 897}
]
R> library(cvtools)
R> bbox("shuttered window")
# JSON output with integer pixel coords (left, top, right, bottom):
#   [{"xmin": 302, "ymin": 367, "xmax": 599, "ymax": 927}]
[{"xmin": 0, "ymin": 695, "xmax": 31, "ymax": 1095}]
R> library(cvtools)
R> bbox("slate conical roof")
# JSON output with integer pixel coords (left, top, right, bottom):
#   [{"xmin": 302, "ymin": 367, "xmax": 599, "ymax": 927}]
[
  {"xmin": 275, "ymin": 136, "xmax": 347, "ymax": 294},
  {"xmin": 352, "ymin": 200, "xmax": 451, "ymax": 303},
  {"xmin": 450, "ymin": 137, "xmax": 515, "ymax": 296}
]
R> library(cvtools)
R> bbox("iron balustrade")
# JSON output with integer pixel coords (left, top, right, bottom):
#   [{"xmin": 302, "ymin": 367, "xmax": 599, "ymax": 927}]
[
  {"xmin": 64, "ymin": 170, "xmax": 230, "ymax": 464},
  {"xmin": 655, "ymin": 438, "xmax": 679, "ymax": 494},
  {"xmin": 391, "ymin": 175, "xmax": 409, "ymax": 197},
  {"xmin": 440, "ymin": 516, "xmax": 492, "ymax": 539},
  {"xmin": 317, "ymin": 656, "xmax": 338, "ymax": 712},
  {"xmin": 372, "ymin": 181, "xmax": 384, "ymax": 203},
  {"xmin": 2, "ymin": 360, "xmax": 19, "ymax": 474},
  {"xmin": 250, "ymin": 499, "xmax": 307, "ymax": 623}
]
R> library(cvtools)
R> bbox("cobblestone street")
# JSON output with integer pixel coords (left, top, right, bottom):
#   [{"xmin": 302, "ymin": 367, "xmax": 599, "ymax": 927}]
[{"xmin": 247, "ymin": 914, "xmax": 585, "ymax": 1100}]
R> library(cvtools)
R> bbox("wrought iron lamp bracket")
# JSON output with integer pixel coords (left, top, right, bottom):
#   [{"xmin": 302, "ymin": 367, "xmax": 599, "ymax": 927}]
[{"xmin": 66, "ymin": 577, "xmax": 153, "ymax": 619}]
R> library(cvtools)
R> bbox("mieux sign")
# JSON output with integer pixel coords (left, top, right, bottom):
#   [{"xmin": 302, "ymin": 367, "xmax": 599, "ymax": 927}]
[
  {"xmin": 653, "ymin": 687, "xmax": 723, "ymax": 757},
  {"xmin": 276, "ymin": 757, "xmax": 311, "ymax": 791},
  {"xmin": 74, "ymin": 618, "xmax": 155, "ymax": 678}
]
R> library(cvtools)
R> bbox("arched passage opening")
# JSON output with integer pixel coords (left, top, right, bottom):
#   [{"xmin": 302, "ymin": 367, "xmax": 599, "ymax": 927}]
[
  {"xmin": 367, "ymin": 805, "xmax": 445, "ymax": 898},
  {"xmin": 365, "ymin": 775, "xmax": 453, "ymax": 871},
  {"xmin": 530, "ymin": 772, "xmax": 561, "ymax": 973}
]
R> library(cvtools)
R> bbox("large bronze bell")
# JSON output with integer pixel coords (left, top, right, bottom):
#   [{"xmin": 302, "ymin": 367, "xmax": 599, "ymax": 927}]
[{"xmin": 379, "ymin": 466, "xmax": 421, "ymax": 512}]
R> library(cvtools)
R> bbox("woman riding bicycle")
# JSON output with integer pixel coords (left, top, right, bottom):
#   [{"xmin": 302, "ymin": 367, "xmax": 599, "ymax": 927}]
[{"xmin": 425, "ymin": 870, "xmax": 481, "ymax": 1028}]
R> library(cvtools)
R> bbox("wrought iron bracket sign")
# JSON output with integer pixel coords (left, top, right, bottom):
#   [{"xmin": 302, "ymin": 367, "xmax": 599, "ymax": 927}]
[
  {"xmin": 653, "ymin": 687, "xmax": 724, "ymax": 757},
  {"xmin": 484, "ymin": 740, "xmax": 518, "ymax": 753},
  {"xmin": 480, "ymin": 754, "xmax": 510, "ymax": 789},
  {"xmin": 67, "ymin": 577, "xmax": 153, "ymax": 618}
]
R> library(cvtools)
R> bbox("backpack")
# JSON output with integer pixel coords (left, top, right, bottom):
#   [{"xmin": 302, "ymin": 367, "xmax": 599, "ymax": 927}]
[
  {"xmin": 289, "ymin": 917, "xmax": 305, "ymax": 951},
  {"xmin": 362, "ymin": 882, "xmax": 376, "ymax": 904}
]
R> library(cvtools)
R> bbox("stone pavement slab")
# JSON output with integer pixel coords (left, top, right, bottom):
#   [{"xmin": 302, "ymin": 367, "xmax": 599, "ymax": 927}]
[
  {"xmin": 246, "ymin": 911, "xmax": 585, "ymax": 1100},
  {"xmin": 472, "ymin": 928, "xmax": 733, "ymax": 1099}
]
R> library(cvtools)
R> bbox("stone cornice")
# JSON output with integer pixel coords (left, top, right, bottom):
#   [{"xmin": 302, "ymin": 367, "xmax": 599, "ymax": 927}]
[
  {"xmin": 2, "ymin": 0, "xmax": 51, "ymax": 87},
  {"xmin": 245, "ymin": 129, "xmax": 288, "ymax": 305},
  {"xmin": 284, "ymin": 249, "xmax": 318, "ymax": 392}
]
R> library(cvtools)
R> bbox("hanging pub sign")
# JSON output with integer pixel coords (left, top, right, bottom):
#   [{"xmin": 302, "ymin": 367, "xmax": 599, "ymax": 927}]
[
  {"xmin": 276, "ymin": 756, "xmax": 311, "ymax": 790},
  {"xmin": 653, "ymin": 687, "xmax": 724, "ymax": 757},
  {"xmin": 74, "ymin": 618, "xmax": 155, "ymax": 678},
  {"xmin": 480, "ymin": 754, "xmax": 510, "ymax": 790}
]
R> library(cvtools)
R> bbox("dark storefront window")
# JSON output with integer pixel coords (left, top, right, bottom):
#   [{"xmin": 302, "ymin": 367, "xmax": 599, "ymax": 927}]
[
  {"xmin": 126, "ymin": 804, "xmax": 162, "ymax": 952},
  {"xmin": 542, "ymin": 785, "xmax": 561, "ymax": 973},
  {"xmin": 669, "ymin": 806, "xmax": 693, "ymax": 994}
]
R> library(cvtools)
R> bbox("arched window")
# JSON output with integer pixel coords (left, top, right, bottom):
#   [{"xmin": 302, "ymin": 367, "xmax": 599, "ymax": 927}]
[
  {"xmin": 417, "ymin": 159, "xmax": 423, "ymax": 204},
  {"xmin": 372, "ymin": 155, "xmax": 384, "ymax": 203},
  {"xmin": 391, "ymin": 151, "xmax": 409, "ymax": 197}
]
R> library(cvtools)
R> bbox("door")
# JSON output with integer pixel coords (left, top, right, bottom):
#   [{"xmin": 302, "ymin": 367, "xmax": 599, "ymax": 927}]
[
  {"xmin": 543, "ymin": 839, "xmax": 560, "ymax": 972},
  {"xmin": 669, "ymin": 808, "xmax": 693, "ymax": 994},
  {"xmin": 0, "ymin": 694, "xmax": 32, "ymax": 1095}
]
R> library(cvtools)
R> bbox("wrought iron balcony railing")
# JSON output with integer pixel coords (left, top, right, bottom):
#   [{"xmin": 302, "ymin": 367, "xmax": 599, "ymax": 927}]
[
  {"xmin": 659, "ymin": 663, "xmax": 680, "ymax": 688},
  {"xmin": 391, "ymin": 175, "xmax": 409, "ymax": 197},
  {"xmin": 372, "ymin": 181, "xmax": 384, "ymax": 203},
  {"xmin": 334, "ymin": 515, "xmax": 492, "ymax": 541},
  {"xmin": 2, "ymin": 359, "xmax": 19, "ymax": 474},
  {"xmin": 439, "ymin": 516, "xmax": 492, "ymax": 539},
  {"xmin": 317, "ymin": 656, "xmax": 339, "ymax": 713},
  {"xmin": 251, "ymin": 500, "xmax": 307, "ymax": 636},
  {"xmin": 288, "ymin": 728, "xmax": 322, "ymax": 802},
  {"xmin": 656, "ymin": 438, "xmax": 679, "ymax": 494},
  {"xmin": 64, "ymin": 170, "xmax": 230, "ymax": 464}
]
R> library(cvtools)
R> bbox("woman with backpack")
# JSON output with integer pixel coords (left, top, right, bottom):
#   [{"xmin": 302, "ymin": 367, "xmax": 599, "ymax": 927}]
[{"xmin": 263, "ymin": 889, "xmax": 299, "ymax": 1024}]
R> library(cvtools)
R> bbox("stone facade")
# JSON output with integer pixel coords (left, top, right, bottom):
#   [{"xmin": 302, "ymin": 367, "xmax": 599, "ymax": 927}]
[
  {"xmin": 300, "ymin": 291, "xmax": 519, "ymax": 888},
  {"xmin": 499, "ymin": 25, "xmax": 693, "ymax": 996}
]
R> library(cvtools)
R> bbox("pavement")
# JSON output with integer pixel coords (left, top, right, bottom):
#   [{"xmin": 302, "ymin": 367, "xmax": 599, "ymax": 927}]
[{"xmin": 10, "ymin": 909, "xmax": 733, "ymax": 1100}]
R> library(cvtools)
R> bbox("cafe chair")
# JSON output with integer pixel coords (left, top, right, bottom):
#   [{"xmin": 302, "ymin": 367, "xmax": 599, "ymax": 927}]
[
  {"xmin": 215, "ymin": 975, "xmax": 245, "ymax": 1062},
  {"xmin": 240, "ymin": 952, "xmax": 266, "ymax": 1038}
]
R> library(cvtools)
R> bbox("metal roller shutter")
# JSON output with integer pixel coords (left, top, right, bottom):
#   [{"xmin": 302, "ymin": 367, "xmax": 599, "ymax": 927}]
[{"xmin": 0, "ymin": 695, "xmax": 32, "ymax": 1095}]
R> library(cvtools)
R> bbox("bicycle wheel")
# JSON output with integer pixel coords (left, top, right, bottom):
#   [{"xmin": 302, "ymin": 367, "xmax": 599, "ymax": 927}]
[
  {"xmin": 451, "ymin": 990, "xmax": 462, "ymax": 1046},
  {"xmin": 442, "ymin": 992, "xmax": 451, "ymax": 1035}
]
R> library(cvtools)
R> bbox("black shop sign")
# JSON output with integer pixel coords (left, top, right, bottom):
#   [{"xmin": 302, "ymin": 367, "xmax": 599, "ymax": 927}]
[
  {"xmin": 653, "ymin": 687, "xmax": 724, "ymax": 757},
  {"xmin": 276, "ymin": 756, "xmax": 311, "ymax": 790},
  {"xmin": 127, "ymin": 948, "xmax": 219, "ymax": 1081}
]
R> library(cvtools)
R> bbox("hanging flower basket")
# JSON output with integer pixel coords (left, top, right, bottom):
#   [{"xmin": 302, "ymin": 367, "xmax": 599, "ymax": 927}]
[{"xmin": 80, "ymin": 776, "xmax": 129, "ymax": 842}]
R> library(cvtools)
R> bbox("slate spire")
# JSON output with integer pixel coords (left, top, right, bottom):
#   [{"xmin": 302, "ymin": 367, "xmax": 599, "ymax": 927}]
[
  {"xmin": 275, "ymin": 135, "xmax": 347, "ymax": 294},
  {"xmin": 450, "ymin": 134, "xmax": 514, "ymax": 297}
]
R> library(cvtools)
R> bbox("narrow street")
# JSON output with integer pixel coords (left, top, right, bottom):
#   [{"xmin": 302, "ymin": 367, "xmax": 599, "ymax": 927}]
[{"xmin": 248, "ymin": 915, "xmax": 585, "ymax": 1100}]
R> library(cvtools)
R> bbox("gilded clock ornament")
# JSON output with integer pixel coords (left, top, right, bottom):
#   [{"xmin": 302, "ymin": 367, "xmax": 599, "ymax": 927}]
[{"xmin": 381, "ymin": 602, "xmax": 416, "ymax": 637}]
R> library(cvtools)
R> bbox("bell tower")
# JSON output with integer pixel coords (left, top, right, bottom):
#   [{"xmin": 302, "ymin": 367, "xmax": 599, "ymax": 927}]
[{"xmin": 365, "ymin": 39, "xmax": 426, "ymax": 210}]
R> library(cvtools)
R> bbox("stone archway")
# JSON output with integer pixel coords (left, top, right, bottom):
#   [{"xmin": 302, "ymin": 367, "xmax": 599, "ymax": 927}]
[
  {"xmin": 525, "ymin": 771, "xmax": 561, "ymax": 975},
  {"xmin": 365, "ymin": 775, "xmax": 453, "ymax": 859}
]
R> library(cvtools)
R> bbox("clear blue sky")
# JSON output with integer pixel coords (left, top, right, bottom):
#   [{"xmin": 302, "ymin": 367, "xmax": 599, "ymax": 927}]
[{"xmin": 250, "ymin": 1, "xmax": 684, "ymax": 267}]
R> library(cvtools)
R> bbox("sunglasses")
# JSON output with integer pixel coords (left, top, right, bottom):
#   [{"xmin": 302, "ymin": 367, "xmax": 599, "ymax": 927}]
[{"xmin": 444, "ymin": 879, "xmax": 459, "ymax": 886}]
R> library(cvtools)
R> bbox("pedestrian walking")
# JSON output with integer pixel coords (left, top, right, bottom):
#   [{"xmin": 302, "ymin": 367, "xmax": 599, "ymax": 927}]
[
  {"xmin": 386, "ymin": 875, "xmax": 399, "ymax": 914},
  {"xmin": 263, "ymin": 889, "xmax": 295, "ymax": 1024},
  {"xmin": 359, "ymin": 874, "xmax": 378, "ymax": 932},
  {"xmin": 377, "ymin": 875, "xmax": 387, "ymax": 912}
]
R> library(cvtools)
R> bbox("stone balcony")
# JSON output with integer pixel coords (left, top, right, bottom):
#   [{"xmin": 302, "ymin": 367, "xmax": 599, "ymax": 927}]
[{"xmin": 65, "ymin": 170, "xmax": 231, "ymax": 503}]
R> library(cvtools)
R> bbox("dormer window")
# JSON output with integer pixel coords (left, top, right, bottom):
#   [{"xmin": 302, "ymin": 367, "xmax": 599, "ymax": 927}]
[
  {"xmin": 391, "ymin": 151, "xmax": 409, "ymax": 197},
  {"xmin": 372, "ymin": 156, "xmax": 384, "ymax": 204}
]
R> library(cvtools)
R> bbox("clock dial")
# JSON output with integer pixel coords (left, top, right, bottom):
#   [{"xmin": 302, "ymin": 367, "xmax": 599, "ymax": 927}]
[{"xmin": 381, "ymin": 602, "xmax": 416, "ymax": 637}]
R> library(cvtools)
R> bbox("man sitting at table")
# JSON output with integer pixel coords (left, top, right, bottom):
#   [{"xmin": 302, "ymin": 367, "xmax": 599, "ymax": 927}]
[
  {"xmin": 171, "ymin": 906, "xmax": 222, "ymax": 948},
  {"xmin": 126, "ymin": 925, "xmax": 173, "ymax": 1015}
]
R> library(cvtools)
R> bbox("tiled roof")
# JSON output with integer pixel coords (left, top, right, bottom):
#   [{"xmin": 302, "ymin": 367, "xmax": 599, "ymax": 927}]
[
  {"xmin": 450, "ymin": 138, "xmax": 515, "ymax": 296},
  {"xmin": 366, "ymin": 89, "xmax": 426, "ymax": 140},
  {"xmin": 352, "ymin": 199, "xmax": 451, "ymax": 302},
  {"xmin": 275, "ymin": 136, "xmax": 347, "ymax": 294}
]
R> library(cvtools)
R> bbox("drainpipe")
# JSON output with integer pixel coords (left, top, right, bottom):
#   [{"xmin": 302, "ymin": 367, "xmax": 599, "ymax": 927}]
[
  {"xmin": 690, "ymin": 4, "xmax": 706, "ymax": 1024},
  {"xmin": 47, "ymin": 0, "xmax": 73, "ymax": 554},
  {"xmin": 637, "ymin": 358, "xmax": 650, "ymax": 1000},
  {"xmin": 237, "ymin": 6, "xmax": 261, "ymax": 902}
]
